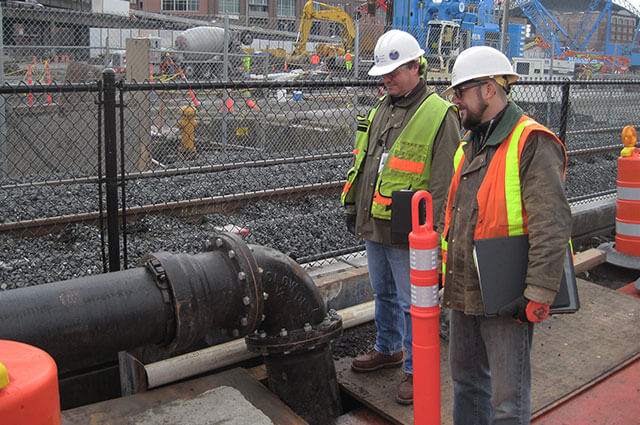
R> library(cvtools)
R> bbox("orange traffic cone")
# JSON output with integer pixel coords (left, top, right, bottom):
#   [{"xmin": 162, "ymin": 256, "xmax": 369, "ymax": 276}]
[
  {"xmin": 220, "ymin": 97, "xmax": 234, "ymax": 112},
  {"xmin": 246, "ymin": 99, "xmax": 259, "ymax": 110}
]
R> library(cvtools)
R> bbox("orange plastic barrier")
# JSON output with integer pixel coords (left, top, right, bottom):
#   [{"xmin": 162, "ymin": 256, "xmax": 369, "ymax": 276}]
[
  {"xmin": 409, "ymin": 191, "xmax": 440, "ymax": 425},
  {"xmin": 220, "ymin": 97, "xmax": 234, "ymax": 112},
  {"xmin": 0, "ymin": 340, "xmax": 61, "ymax": 425},
  {"xmin": 616, "ymin": 149, "xmax": 640, "ymax": 257}
]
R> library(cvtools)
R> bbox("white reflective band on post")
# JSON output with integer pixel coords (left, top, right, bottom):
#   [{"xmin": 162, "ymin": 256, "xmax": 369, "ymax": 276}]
[
  {"xmin": 410, "ymin": 247, "xmax": 438, "ymax": 271},
  {"xmin": 617, "ymin": 186, "xmax": 640, "ymax": 201},
  {"xmin": 411, "ymin": 284, "xmax": 439, "ymax": 308},
  {"xmin": 616, "ymin": 220, "xmax": 640, "ymax": 237}
]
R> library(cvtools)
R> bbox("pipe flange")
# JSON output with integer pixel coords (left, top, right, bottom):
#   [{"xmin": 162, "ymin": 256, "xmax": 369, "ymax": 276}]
[
  {"xmin": 245, "ymin": 309, "xmax": 342, "ymax": 356},
  {"xmin": 142, "ymin": 256, "xmax": 175, "ymax": 346},
  {"xmin": 203, "ymin": 232, "xmax": 264, "ymax": 338}
]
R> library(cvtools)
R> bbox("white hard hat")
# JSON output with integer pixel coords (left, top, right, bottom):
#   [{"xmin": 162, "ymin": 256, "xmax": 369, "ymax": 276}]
[
  {"xmin": 442, "ymin": 46, "xmax": 519, "ymax": 96},
  {"xmin": 368, "ymin": 30, "xmax": 425, "ymax": 76}
]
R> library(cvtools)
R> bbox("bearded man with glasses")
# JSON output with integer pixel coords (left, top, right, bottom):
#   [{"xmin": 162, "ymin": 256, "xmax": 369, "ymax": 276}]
[{"xmin": 440, "ymin": 46, "xmax": 571, "ymax": 424}]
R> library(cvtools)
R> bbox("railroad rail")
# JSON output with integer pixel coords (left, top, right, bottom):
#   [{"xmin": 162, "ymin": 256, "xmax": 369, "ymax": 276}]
[{"xmin": 0, "ymin": 144, "xmax": 621, "ymax": 238}]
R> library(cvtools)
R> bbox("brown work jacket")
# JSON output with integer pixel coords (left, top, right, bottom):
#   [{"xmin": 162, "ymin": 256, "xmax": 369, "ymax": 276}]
[{"xmin": 441, "ymin": 102, "xmax": 572, "ymax": 314}]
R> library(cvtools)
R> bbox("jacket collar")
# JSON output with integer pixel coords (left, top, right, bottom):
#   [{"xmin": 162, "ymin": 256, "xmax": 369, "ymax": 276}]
[{"xmin": 385, "ymin": 78, "xmax": 426, "ymax": 108}]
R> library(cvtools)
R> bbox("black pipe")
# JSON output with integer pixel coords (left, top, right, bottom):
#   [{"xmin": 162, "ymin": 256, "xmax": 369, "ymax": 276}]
[
  {"xmin": 246, "ymin": 245, "xmax": 343, "ymax": 425},
  {"xmin": 0, "ymin": 233, "xmax": 263, "ymax": 374},
  {"xmin": 0, "ymin": 234, "xmax": 344, "ymax": 423}
]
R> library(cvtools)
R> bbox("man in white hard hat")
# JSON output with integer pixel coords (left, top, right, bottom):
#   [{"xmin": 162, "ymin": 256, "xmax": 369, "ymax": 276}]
[
  {"xmin": 341, "ymin": 29, "xmax": 460, "ymax": 405},
  {"xmin": 440, "ymin": 46, "xmax": 571, "ymax": 423}
]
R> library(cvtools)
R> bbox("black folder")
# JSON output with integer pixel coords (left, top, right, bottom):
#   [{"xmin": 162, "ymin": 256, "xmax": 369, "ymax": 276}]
[
  {"xmin": 473, "ymin": 235, "xmax": 579, "ymax": 317},
  {"xmin": 391, "ymin": 190, "xmax": 425, "ymax": 244}
]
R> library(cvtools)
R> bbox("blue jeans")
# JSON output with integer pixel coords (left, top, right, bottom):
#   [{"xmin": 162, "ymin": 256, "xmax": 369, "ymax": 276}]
[
  {"xmin": 365, "ymin": 240, "xmax": 412, "ymax": 374},
  {"xmin": 449, "ymin": 310, "xmax": 533, "ymax": 425}
]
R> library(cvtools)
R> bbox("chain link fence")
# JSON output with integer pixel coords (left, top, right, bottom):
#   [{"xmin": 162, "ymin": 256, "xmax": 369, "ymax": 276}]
[{"xmin": 0, "ymin": 5, "xmax": 638, "ymax": 288}]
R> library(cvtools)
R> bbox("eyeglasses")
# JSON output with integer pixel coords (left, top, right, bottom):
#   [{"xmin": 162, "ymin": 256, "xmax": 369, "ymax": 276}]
[{"xmin": 453, "ymin": 80, "xmax": 488, "ymax": 98}]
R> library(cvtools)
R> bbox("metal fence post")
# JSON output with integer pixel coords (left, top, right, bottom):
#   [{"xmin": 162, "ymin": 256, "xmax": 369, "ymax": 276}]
[
  {"xmin": 559, "ymin": 81, "xmax": 571, "ymax": 143},
  {"xmin": 102, "ymin": 68, "xmax": 121, "ymax": 272},
  {"xmin": 0, "ymin": 6, "xmax": 7, "ymax": 179}
]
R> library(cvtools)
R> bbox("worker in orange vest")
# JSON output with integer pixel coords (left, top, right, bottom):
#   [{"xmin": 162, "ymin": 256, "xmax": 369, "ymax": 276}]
[
  {"xmin": 345, "ymin": 52, "xmax": 353, "ymax": 72},
  {"xmin": 310, "ymin": 53, "xmax": 320, "ymax": 70},
  {"xmin": 441, "ymin": 46, "xmax": 571, "ymax": 424}
]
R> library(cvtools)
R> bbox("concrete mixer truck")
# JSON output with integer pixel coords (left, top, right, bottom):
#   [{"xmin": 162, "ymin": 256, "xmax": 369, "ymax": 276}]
[{"xmin": 172, "ymin": 26, "xmax": 254, "ymax": 79}]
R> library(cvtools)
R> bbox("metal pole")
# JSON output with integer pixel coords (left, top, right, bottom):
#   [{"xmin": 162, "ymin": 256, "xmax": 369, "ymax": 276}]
[
  {"xmin": 102, "ymin": 68, "xmax": 120, "ymax": 272},
  {"xmin": 558, "ymin": 82, "xmax": 570, "ymax": 143},
  {"xmin": 0, "ymin": 6, "xmax": 7, "ymax": 179},
  {"xmin": 500, "ymin": 0, "xmax": 511, "ymax": 54},
  {"xmin": 222, "ymin": 14, "xmax": 229, "ymax": 148}
]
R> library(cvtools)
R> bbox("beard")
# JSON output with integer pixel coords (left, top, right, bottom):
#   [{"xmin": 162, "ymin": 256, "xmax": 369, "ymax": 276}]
[{"xmin": 462, "ymin": 93, "xmax": 489, "ymax": 130}]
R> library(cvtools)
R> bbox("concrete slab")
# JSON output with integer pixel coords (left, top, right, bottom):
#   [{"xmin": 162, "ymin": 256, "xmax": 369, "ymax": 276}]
[
  {"xmin": 61, "ymin": 368, "xmax": 307, "ymax": 425},
  {"xmin": 129, "ymin": 386, "xmax": 274, "ymax": 425}
]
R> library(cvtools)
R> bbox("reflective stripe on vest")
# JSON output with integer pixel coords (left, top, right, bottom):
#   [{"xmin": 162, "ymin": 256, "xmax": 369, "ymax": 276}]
[{"xmin": 504, "ymin": 119, "xmax": 536, "ymax": 236}]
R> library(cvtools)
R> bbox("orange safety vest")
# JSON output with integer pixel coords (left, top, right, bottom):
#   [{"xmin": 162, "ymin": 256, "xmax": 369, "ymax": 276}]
[{"xmin": 441, "ymin": 115, "xmax": 566, "ymax": 271}]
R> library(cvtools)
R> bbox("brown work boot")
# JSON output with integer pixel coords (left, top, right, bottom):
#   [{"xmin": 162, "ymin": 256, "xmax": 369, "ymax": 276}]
[
  {"xmin": 351, "ymin": 349, "xmax": 403, "ymax": 372},
  {"xmin": 396, "ymin": 373, "xmax": 413, "ymax": 405}
]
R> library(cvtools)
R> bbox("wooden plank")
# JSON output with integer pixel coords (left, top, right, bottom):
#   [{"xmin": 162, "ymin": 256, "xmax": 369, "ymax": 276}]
[
  {"xmin": 573, "ymin": 248, "xmax": 607, "ymax": 274},
  {"xmin": 335, "ymin": 342, "xmax": 453, "ymax": 425}
]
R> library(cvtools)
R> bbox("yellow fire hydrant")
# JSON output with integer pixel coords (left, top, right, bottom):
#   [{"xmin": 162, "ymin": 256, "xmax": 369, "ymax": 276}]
[{"xmin": 177, "ymin": 105, "xmax": 198, "ymax": 153}]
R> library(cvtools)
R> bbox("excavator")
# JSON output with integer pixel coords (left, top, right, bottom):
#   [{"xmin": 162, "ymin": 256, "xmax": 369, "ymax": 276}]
[{"xmin": 290, "ymin": 0, "xmax": 356, "ymax": 67}]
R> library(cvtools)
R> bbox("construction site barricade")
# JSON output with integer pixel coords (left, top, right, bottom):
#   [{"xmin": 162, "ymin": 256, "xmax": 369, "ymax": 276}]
[
  {"xmin": 615, "ymin": 148, "xmax": 640, "ymax": 258},
  {"xmin": 0, "ymin": 340, "xmax": 61, "ymax": 425}
]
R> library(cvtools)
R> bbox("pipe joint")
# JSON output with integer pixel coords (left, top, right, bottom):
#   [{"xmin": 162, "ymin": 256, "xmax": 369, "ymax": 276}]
[
  {"xmin": 140, "ymin": 232, "xmax": 264, "ymax": 353},
  {"xmin": 246, "ymin": 309, "xmax": 342, "ymax": 356}
]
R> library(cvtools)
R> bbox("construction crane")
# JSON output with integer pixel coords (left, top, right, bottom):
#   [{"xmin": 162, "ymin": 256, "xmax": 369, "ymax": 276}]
[
  {"xmin": 292, "ymin": 0, "xmax": 356, "ymax": 59},
  {"xmin": 512, "ymin": 0, "xmax": 640, "ymax": 75}
]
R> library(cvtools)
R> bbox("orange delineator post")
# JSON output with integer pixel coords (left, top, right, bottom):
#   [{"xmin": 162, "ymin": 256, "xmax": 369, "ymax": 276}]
[
  {"xmin": 27, "ymin": 64, "xmax": 34, "ymax": 106},
  {"xmin": 409, "ymin": 190, "xmax": 441, "ymax": 425},
  {"xmin": 615, "ymin": 148, "xmax": 640, "ymax": 257},
  {"xmin": 0, "ymin": 340, "xmax": 61, "ymax": 425},
  {"xmin": 178, "ymin": 68, "xmax": 199, "ymax": 106},
  {"xmin": 45, "ymin": 62, "xmax": 52, "ymax": 104}
]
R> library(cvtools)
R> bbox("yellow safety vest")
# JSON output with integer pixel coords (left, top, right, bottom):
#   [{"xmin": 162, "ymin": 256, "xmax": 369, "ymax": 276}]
[{"xmin": 341, "ymin": 94, "xmax": 453, "ymax": 220}]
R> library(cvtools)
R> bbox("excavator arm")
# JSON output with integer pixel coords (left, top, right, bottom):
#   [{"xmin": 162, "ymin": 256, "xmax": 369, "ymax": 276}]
[{"xmin": 293, "ymin": 0, "xmax": 356, "ymax": 56}]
